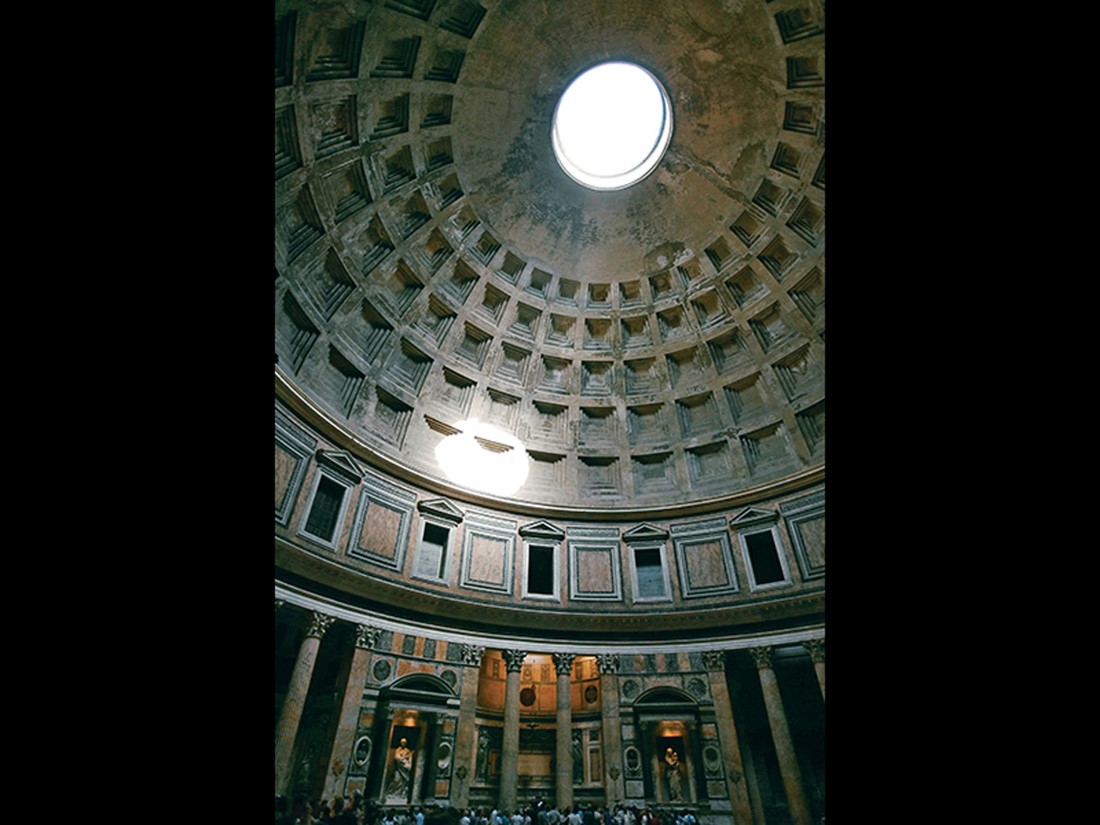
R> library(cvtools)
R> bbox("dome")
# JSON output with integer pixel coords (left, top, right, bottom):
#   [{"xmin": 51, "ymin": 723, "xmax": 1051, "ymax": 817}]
[{"xmin": 275, "ymin": 1, "xmax": 824, "ymax": 820}]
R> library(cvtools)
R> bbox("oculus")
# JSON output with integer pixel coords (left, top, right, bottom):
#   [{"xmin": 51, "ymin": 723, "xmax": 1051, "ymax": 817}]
[{"xmin": 552, "ymin": 61, "xmax": 673, "ymax": 191}]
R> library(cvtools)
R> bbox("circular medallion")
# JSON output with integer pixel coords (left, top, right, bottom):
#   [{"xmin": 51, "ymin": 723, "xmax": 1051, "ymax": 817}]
[
  {"xmin": 584, "ymin": 684, "xmax": 598, "ymax": 703},
  {"xmin": 622, "ymin": 679, "xmax": 639, "ymax": 698},
  {"xmin": 440, "ymin": 669, "xmax": 457, "ymax": 688},
  {"xmin": 372, "ymin": 659, "xmax": 392, "ymax": 682},
  {"xmin": 520, "ymin": 686, "xmax": 537, "ymax": 706}
]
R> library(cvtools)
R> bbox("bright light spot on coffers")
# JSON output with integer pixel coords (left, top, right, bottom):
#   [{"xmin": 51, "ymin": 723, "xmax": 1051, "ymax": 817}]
[
  {"xmin": 434, "ymin": 419, "xmax": 530, "ymax": 497},
  {"xmin": 552, "ymin": 61, "xmax": 673, "ymax": 191}
]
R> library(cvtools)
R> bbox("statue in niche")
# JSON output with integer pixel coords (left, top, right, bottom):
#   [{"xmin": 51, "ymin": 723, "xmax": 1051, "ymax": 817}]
[
  {"xmin": 476, "ymin": 731, "xmax": 490, "ymax": 782},
  {"xmin": 572, "ymin": 731, "xmax": 584, "ymax": 784},
  {"xmin": 664, "ymin": 748, "xmax": 683, "ymax": 802},
  {"xmin": 296, "ymin": 744, "xmax": 316, "ymax": 791},
  {"xmin": 386, "ymin": 738, "xmax": 413, "ymax": 798}
]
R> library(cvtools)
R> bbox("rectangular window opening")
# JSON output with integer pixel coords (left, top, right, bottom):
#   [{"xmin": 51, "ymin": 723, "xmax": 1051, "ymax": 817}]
[
  {"xmin": 304, "ymin": 476, "xmax": 344, "ymax": 542},
  {"xmin": 415, "ymin": 522, "xmax": 450, "ymax": 579},
  {"xmin": 527, "ymin": 544, "xmax": 555, "ymax": 595},
  {"xmin": 746, "ymin": 531, "xmax": 785, "ymax": 585},
  {"xmin": 634, "ymin": 546, "xmax": 666, "ymax": 598}
]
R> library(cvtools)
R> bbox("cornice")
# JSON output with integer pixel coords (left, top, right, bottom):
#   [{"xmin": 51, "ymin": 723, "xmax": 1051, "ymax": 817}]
[
  {"xmin": 275, "ymin": 534, "xmax": 823, "ymax": 641},
  {"xmin": 275, "ymin": 367, "xmax": 825, "ymax": 520},
  {"xmin": 275, "ymin": 577, "xmax": 824, "ymax": 655}
]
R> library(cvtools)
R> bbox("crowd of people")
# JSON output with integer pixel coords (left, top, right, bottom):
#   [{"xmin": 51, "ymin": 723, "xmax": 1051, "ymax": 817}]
[{"xmin": 275, "ymin": 795, "xmax": 701, "ymax": 825}]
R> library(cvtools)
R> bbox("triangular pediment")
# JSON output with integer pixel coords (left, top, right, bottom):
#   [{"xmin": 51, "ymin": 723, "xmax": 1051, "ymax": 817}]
[
  {"xmin": 519, "ymin": 519, "xmax": 565, "ymax": 540},
  {"xmin": 622, "ymin": 523, "xmax": 669, "ymax": 542},
  {"xmin": 316, "ymin": 449, "xmax": 364, "ymax": 483},
  {"xmin": 418, "ymin": 498, "xmax": 464, "ymax": 524},
  {"xmin": 730, "ymin": 506, "xmax": 778, "ymax": 527}
]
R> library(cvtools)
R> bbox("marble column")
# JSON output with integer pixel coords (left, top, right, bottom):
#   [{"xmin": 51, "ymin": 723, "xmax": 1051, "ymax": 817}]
[
  {"xmin": 322, "ymin": 624, "xmax": 382, "ymax": 802},
  {"xmin": 275, "ymin": 610, "xmax": 336, "ymax": 794},
  {"xmin": 804, "ymin": 638, "xmax": 825, "ymax": 702},
  {"xmin": 702, "ymin": 650, "xmax": 755, "ymax": 825},
  {"xmin": 499, "ymin": 649, "xmax": 527, "ymax": 813},
  {"xmin": 595, "ymin": 654, "xmax": 624, "ymax": 805},
  {"xmin": 453, "ymin": 644, "xmax": 485, "ymax": 808},
  {"xmin": 749, "ymin": 646, "xmax": 811, "ymax": 825},
  {"xmin": 552, "ymin": 652, "xmax": 576, "ymax": 811},
  {"xmin": 411, "ymin": 712, "xmax": 437, "ymax": 804}
]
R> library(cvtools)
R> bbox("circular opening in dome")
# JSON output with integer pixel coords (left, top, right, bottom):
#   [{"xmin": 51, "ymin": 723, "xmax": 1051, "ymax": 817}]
[{"xmin": 552, "ymin": 61, "xmax": 673, "ymax": 191}]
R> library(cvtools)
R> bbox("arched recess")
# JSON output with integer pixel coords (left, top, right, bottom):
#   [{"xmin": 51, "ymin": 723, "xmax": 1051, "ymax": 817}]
[
  {"xmin": 632, "ymin": 687, "xmax": 705, "ymax": 806},
  {"xmin": 373, "ymin": 673, "xmax": 460, "ymax": 807}
]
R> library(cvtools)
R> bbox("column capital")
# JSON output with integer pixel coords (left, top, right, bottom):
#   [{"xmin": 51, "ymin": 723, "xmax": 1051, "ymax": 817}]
[
  {"xmin": 502, "ymin": 649, "xmax": 528, "ymax": 672},
  {"xmin": 307, "ymin": 611, "xmax": 337, "ymax": 639},
  {"xmin": 748, "ymin": 645, "xmax": 774, "ymax": 670},
  {"xmin": 552, "ymin": 652, "xmax": 577, "ymax": 675},
  {"xmin": 595, "ymin": 653, "xmax": 620, "ymax": 674},
  {"xmin": 355, "ymin": 624, "xmax": 383, "ymax": 650},
  {"xmin": 701, "ymin": 650, "xmax": 727, "ymax": 672},
  {"xmin": 461, "ymin": 644, "xmax": 486, "ymax": 667},
  {"xmin": 804, "ymin": 638, "xmax": 825, "ymax": 663}
]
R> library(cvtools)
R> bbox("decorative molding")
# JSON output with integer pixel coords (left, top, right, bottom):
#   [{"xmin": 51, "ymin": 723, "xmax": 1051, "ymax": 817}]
[
  {"xmin": 307, "ymin": 611, "xmax": 337, "ymax": 639},
  {"xmin": 519, "ymin": 519, "xmax": 566, "ymax": 541},
  {"xmin": 729, "ymin": 506, "xmax": 779, "ymax": 528},
  {"xmin": 502, "ymin": 649, "xmax": 528, "ymax": 672},
  {"xmin": 622, "ymin": 523, "xmax": 670, "ymax": 542},
  {"xmin": 780, "ymin": 489, "xmax": 825, "ymax": 580},
  {"xmin": 459, "ymin": 512, "xmax": 517, "ymax": 595},
  {"xmin": 671, "ymin": 519, "xmax": 739, "ymax": 599},
  {"xmin": 418, "ymin": 497, "xmax": 465, "ymax": 524},
  {"xmin": 356, "ymin": 624, "xmax": 383, "ymax": 650},
  {"xmin": 275, "ymin": 406, "xmax": 317, "ymax": 526},
  {"xmin": 460, "ymin": 644, "xmax": 485, "ymax": 667},
  {"xmin": 701, "ymin": 650, "xmax": 726, "ymax": 672},
  {"xmin": 316, "ymin": 449, "xmax": 365, "ymax": 485},
  {"xmin": 748, "ymin": 645, "xmax": 774, "ymax": 670},
  {"xmin": 347, "ymin": 471, "xmax": 417, "ymax": 571},
  {"xmin": 552, "ymin": 652, "xmax": 577, "ymax": 675},
  {"xmin": 568, "ymin": 526, "xmax": 623, "ymax": 602},
  {"xmin": 595, "ymin": 653, "xmax": 620, "ymax": 674},
  {"xmin": 804, "ymin": 638, "xmax": 824, "ymax": 663}
]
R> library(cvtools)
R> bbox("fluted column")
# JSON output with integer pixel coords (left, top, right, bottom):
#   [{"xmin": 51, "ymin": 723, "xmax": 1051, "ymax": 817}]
[
  {"xmin": 595, "ymin": 654, "xmax": 624, "ymax": 804},
  {"xmin": 804, "ymin": 638, "xmax": 825, "ymax": 701},
  {"xmin": 499, "ymin": 649, "xmax": 527, "ymax": 813},
  {"xmin": 552, "ymin": 652, "xmax": 577, "ymax": 810},
  {"xmin": 322, "ymin": 624, "xmax": 382, "ymax": 801},
  {"xmin": 275, "ymin": 610, "xmax": 336, "ymax": 794},
  {"xmin": 749, "ymin": 646, "xmax": 811, "ymax": 825},
  {"xmin": 702, "ymin": 650, "xmax": 755, "ymax": 825},
  {"xmin": 453, "ymin": 644, "xmax": 485, "ymax": 808}
]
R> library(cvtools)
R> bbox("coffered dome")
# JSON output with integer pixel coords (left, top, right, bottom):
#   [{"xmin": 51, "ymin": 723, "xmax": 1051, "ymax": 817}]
[{"xmin": 275, "ymin": 0, "xmax": 824, "ymax": 512}]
